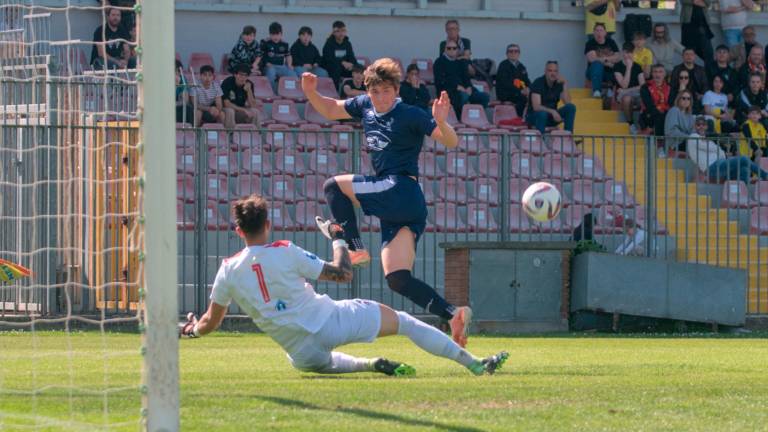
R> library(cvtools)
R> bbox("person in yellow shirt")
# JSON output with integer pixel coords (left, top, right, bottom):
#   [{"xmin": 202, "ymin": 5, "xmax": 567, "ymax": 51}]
[
  {"xmin": 585, "ymin": 0, "xmax": 620, "ymax": 37},
  {"xmin": 741, "ymin": 105, "xmax": 767, "ymax": 160},
  {"xmin": 632, "ymin": 32, "xmax": 653, "ymax": 79}
]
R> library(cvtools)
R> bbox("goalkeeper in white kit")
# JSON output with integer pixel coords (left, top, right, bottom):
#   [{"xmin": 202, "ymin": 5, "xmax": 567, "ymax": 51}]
[{"xmin": 180, "ymin": 194, "xmax": 507, "ymax": 376}]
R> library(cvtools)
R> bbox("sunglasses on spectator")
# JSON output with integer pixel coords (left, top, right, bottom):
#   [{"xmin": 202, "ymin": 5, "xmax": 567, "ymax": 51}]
[
  {"xmin": 508, "ymin": 49, "xmax": 520, "ymax": 53},
  {"xmin": 446, "ymin": 46, "xmax": 458, "ymax": 50},
  {"xmin": 681, "ymin": 97, "xmax": 691, "ymax": 100},
  {"xmin": 680, "ymin": 76, "xmax": 690, "ymax": 80}
]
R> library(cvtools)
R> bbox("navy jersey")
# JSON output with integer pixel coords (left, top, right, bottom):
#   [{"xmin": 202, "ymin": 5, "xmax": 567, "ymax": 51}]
[{"xmin": 344, "ymin": 95, "xmax": 437, "ymax": 177}]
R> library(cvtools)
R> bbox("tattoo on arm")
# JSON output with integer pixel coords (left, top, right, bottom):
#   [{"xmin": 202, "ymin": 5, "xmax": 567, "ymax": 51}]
[{"xmin": 319, "ymin": 246, "xmax": 353, "ymax": 282}]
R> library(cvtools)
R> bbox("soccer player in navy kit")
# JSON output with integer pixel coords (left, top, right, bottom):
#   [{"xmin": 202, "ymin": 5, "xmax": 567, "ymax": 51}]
[{"xmin": 301, "ymin": 58, "xmax": 472, "ymax": 347}]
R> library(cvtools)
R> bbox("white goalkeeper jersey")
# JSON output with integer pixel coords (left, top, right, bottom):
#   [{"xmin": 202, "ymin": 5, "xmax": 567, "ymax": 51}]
[{"xmin": 210, "ymin": 240, "xmax": 336, "ymax": 341}]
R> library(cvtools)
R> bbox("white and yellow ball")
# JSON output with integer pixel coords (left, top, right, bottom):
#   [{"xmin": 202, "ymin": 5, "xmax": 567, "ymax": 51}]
[{"xmin": 522, "ymin": 182, "xmax": 562, "ymax": 222}]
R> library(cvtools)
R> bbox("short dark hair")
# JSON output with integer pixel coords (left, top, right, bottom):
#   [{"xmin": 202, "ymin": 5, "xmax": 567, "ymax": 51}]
[
  {"xmin": 332, "ymin": 21, "xmax": 346, "ymax": 30},
  {"xmin": 352, "ymin": 63, "xmax": 365, "ymax": 74},
  {"xmin": 632, "ymin": 31, "xmax": 646, "ymax": 40},
  {"xmin": 545, "ymin": 60, "xmax": 559, "ymax": 67},
  {"xmin": 749, "ymin": 105, "xmax": 763, "ymax": 115},
  {"xmin": 750, "ymin": 72, "xmax": 763, "ymax": 81},
  {"xmin": 622, "ymin": 42, "xmax": 635, "ymax": 53},
  {"xmin": 683, "ymin": 47, "xmax": 696, "ymax": 54},
  {"xmin": 406, "ymin": 63, "xmax": 420, "ymax": 74},
  {"xmin": 175, "ymin": 59, "xmax": 183, "ymax": 71},
  {"xmin": 232, "ymin": 195, "xmax": 268, "ymax": 236},
  {"xmin": 716, "ymin": 44, "xmax": 729, "ymax": 52},
  {"xmin": 200, "ymin": 65, "xmax": 215, "ymax": 75},
  {"xmin": 695, "ymin": 115, "xmax": 708, "ymax": 125},
  {"xmin": 233, "ymin": 63, "xmax": 251, "ymax": 75},
  {"xmin": 242, "ymin": 25, "xmax": 256, "ymax": 36},
  {"xmin": 299, "ymin": 26, "xmax": 312, "ymax": 36},
  {"xmin": 445, "ymin": 19, "xmax": 459, "ymax": 27},
  {"xmin": 593, "ymin": 22, "xmax": 606, "ymax": 30},
  {"xmin": 269, "ymin": 22, "xmax": 282, "ymax": 35},
  {"xmin": 651, "ymin": 63, "xmax": 666, "ymax": 72}
]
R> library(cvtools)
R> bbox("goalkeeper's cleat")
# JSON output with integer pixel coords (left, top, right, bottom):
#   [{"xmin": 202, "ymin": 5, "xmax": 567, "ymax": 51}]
[
  {"xmin": 481, "ymin": 351, "xmax": 509, "ymax": 375},
  {"xmin": 349, "ymin": 249, "xmax": 371, "ymax": 268},
  {"xmin": 373, "ymin": 358, "xmax": 416, "ymax": 377},
  {"xmin": 449, "ymin": 306, "xmax": 472, "ymax": 348},
  {"xmin": 315, "ymin": 216, "xmax": 344, "ymax": 240}
]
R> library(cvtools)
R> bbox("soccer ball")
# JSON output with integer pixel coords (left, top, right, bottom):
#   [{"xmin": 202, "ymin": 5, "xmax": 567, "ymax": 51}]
[{"xmin": 522, "ymin": 182, "xmax": 562, "ymax": 222}]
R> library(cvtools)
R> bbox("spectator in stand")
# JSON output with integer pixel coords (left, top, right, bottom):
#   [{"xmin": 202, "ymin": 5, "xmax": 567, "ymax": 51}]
[
  {"xmin": 260, "ymin": 22, "xmax": 296, "ymax": 93},
  {"xmin": 194, "ymin": 65, "xmax": 226, "ymax": 126},
  {"xmin": 632, "ymin": 32, "xmax": 654, "ymax": 79},
  {"xmin": 614, "ymin": 218, "xmax": 646, "ymax": 257},
  {"xmin": 340, "ymin": 64, "xmax": 366, "ymax": 99},
  {"xmin": 640, "ymin": 64, "xmax": 671, "ymax": 136},
  {"xmin": 671, "ymin": 48, "xmax": 708, "ymax": 105},
  {"xmin": 527, "ymin": 61, "xmax": 576, "ymax": 134},
  {"xmin": 733, "ymin": 25, "xmax": 758, "ymax": 68},
  {"xmin": 91, "ymin": 7, "xmax": 136, "ymax": 69},
  {"xmin": 290, "ymin": 26, "xmax": 328, "ymax": 78},
  {"xmin": 736, "ymin": 73, "xmax": 768, "ymax": 126},
  {"xmin": 703, "ymin": 74, "xmax": 737, "ymax": 134},
  {"xmin": 669, "ymin": 70, "xmax": 703, "ymax": 114},
  {"xmin": 495, "ymin": 43, "xmax": 531, "ymax": 117},
  {"xmin": 688, "ymin": 115, "xmax": 768, "ymax": 182},
  {"xmin": 680, "ymin": 0, "xmax": 714, "ymax": 67},
  {"xmin": 322, "ymin": 21, "xmax": 358, "ymax": 88},
  {"xmin": 736, "ymin": 44, "xmax": 766, "ymax": 92},
  {"xmin": 227, "ymin": 25, "xmax": 261, "ymax": 75},
  {"xmin": 221, "ymin": 63, "xmax": 261, "ymax": 128},
  {"xmin": 665, "ymin": 90, "xmax": 695, "ymax": 152},
  {"xmin": 614, "ymin": 42, "xmax": 646, "ymax": 133},
  {"xmin": 175, "ymin": 61, "xmax": 193, "ymax": 124},
  {"xmin": 434, "ymin": 40, "xmax": 489, "ymax": 118},
  {"xmin": 439, "ymin": 20, "xmax": 472, "ymax": 61},
  {"xmin": 706, "ymin": 45, "xmax": 737, "ymax": 102},
  {"xmin": 584, "ymin": 23, "xmax": 621, "ymax": 98},
  {"xmin": 719, "ymin": 0, "xmax": 755, "ymax": 48},
  {"xmin": 648, "ymin": 23, "xmax": 685, "ymax": 73},
  {"xmin": 400, "ymin": 64, "xmax": 431, "ymax": 112},
  {"xmin": 584, "ymin": 0, "xmax": 620, "ymax": 38},
  {"xmin": 741, "ymin": 105, "xmax": 768, "ymax": 159}
]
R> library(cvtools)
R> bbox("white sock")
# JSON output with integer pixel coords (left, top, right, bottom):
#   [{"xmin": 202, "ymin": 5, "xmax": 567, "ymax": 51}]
[
  {"xmin": 316, "ymin": 352, "xmax": 374, "ymax": 374},
  {"xmin": 396, "ymin": 311, "xmax": 478, "ymax": 368}
]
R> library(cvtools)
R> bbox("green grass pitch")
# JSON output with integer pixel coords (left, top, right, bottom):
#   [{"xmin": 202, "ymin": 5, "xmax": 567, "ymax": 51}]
[{"xmin": 1, "ymin": 331, "xmax": 767, "ymax": 431}]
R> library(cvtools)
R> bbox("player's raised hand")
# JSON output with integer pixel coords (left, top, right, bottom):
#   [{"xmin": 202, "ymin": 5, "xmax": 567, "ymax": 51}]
[
  {"xmin": 432, "ymin": 91, "xmax": 451, "ymax": 124},
  {"xmin": 301, "ymin": 72, "xmax": 318, "ymax": 94},
  {"xmin": 178, "ymin": 312, "xmax": 199, "ymax": 338}
]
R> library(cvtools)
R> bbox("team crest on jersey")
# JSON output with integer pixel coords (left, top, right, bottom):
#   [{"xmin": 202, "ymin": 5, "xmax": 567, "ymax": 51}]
[
  {"xmin": 304, "ymin": 252, "xmax": 317, "ymax": 260},
  {"xmin": 366, "ymin": 130, "xmax": 390, "ymax": 151},
  {"xmin": 275, "ymin": 300, "xmax": 287, "ymax": 311}
]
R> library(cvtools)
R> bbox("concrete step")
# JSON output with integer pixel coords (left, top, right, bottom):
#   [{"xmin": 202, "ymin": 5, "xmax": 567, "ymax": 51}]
[
  {"xmin": 575, "ymin": 123, "xmax": 630, "ymax": 136},
  {"xmin": 571, "ymin": 88, "xmax": 593, "ymax": 98},
  {"xmin": 574, "ymin": 109, "xmax": 619, "ymax": 122},
  {"xmin": 663, "ymin": 220, "xmax": 740, "ymax": 235},
  {"xmin": 681, "ymin": 235, "xmax": 758, "ymax": 250},
  {"xmin": 572, "ymin": 98, "xmax": 604, "ymax": 111},
  {"xmin": 682, "ymin": 247, "xmax": 768, "ymax": 263}
]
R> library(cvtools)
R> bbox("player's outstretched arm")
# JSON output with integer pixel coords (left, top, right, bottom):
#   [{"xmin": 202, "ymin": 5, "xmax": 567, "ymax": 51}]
[
  {"xmin": 301, "ymin": 72, "xmax": 352, "ymax": 121},
  {"xmin": 318, "ymin": 240, "xmax": 353, "ymax": 283},
  {"xmin": 179, "ymin": 302, "xmax": 227, "ymax": 338},
  {"xmin": 430, "ymin": 91, "xmax": 459, "ymax": 149}
]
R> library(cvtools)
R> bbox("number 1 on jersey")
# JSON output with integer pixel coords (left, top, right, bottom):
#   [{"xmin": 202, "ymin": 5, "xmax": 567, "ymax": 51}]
[{"xmin": 251, "ymin": 263, "xmax": 271, "ymax": 303}]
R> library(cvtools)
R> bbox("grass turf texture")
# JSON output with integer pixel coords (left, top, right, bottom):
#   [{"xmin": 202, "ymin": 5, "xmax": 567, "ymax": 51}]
[{"xmin": 0, "ymin": 332, "xmax": 767, "ymax": 431}]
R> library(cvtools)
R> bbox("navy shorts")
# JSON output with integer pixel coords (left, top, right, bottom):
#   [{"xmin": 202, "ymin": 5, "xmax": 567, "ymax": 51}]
[{"xmin": 352, "ymin": 174, "xmax": 428, "ymax": 246}]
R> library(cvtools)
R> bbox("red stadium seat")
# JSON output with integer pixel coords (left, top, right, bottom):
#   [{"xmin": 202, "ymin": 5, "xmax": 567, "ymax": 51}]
[
  {"xmin": 295, "ymin": 200, "xmax": 323, "ymax": 230},
  {"xmin": 423, "ymin": 136, "xmax": 445, "ymax": 154},
  {"xmin": 271, "ymin": 99, "xmax": 306, "ymax": 126},
  {"xmin": 360, "ymin": 214, "xmax": 381, "ymax": 233},
  {"xmin": 188, "ymin": 52, "xmax": 214, "ymax": 71},
  {"xmin": 467, "ymin": 203, "xmax": 499, "ymax": 232},
  {"xmin": 420, "ymin": 180, "xmax": 436, "ymax": 205},
  {"xmin": 251, "ymin": 76, "xmax": 276, "ymax": 101},
  {"xmin": 547, "ymin": 130, "xmax": 581, "ymax": 155},
  {"xmin": 594, "ymin": 204, "xmax": 625, "ymax": 234},
  {"xmin": 328, "ymin": 125, "xmax": 354, "ymax": 152},
  {"xmin": 304, "ymin": 102, "xmax": 340, "ymax": 127},
  {"xmin": 308, "ymin": 149, "xmax": 340, "ymax": 175},
  {"xmin": 508, "ymin": 204, "xmax": 534, "ymax": 233},
  {"xmin": 208, "ymin": 148, "xmax": 239, "ymax": 176},
  {"xmin": 201, "ymin": 124, "xmax": 227, "ymax": 149},
  {"xmin": 576, "ymin": 156, "xmax": 608, "ymax": 181},
  {"xmin": 721, "ymin": 180, "xmax": 753, "ymax": 208},
  {"xmin": 471, "ymin": 80, "xmax": 490, "ymax": 95},
  {"xmin": 296, "ymin": 124, "xmax": 328, "ymax": 152},
  {"xmin": 444, "ymin": 151, "xmax": 476, "ymax": 178},
  {"xmin": 206, "ymin": 175, "xmax": 230, "ymax": 203},
  {"xmin": 571, "ymin": 179, "xmax": 602, "ymax": 207},
  {"xmin": 457, "ymin": 128, "xmax": 483, "ymax": 154},
  {"xmin": 177, "ymin": 201, "xmax": 195, "ymax": 231},
  {"xmin": 750, "ymin": 206, "xmax": 768, "ymax": 234},
  {"xmin": 267, "ymin": 175, "xmax": 299, "ymax": 203},
  {"xmin": 236, "ymin": 174, "xmax": 263, "ymax": 196},
  {"xmin": 461, "ymin": 104, "xmax": 492, "ymax": 130},
  {"xmin": 604, "ymin": 180, "xmax": 636, "ymax": 208},
  {"xmin": 264, "ymin": 124, "xmax": 293, "ymax": 150},
  {"xmin": 176, "ymin": 129, "xmax": 196, "ymax": 149},
  {"xmin": 411, "ymin": 58, "xmax": 434, "ymax": 83},
  {"xmin": 633, "ymin": 205, "xmax": 667, "ymax": 234},
  {"xmin": 447, "ymin": 108, "xmax": 465, "ymax": 128},
  {"xmin": 508, "ymin": 178, "xmax": 530, "ymax": 203},
  {"xmin": 241, "ymin": 149, "xmax": 272, "ymax": 175},
  {"xmin": 269, "ymin": 201, "xmax": 297, "ymax": 231},
  {"xmin": 274, "ymin": 149, "xmax": 306, "ymax": 176},
  {"xmin": 232, "ymin": 127, "xmax": 262, "ymax": 151},
  {"xmin": 518, "ymin": 129, "xmax": 547, "ymax": 155},
  {"xmin": 176, "ymin": 147, "xmax": 196, "ymax": 174},
  {"xmin": 205, "ymin": 201, "xmax": 229, "ymax": 230},
  {"xmin": 219, "ymin": 53, "xmax": 230, "ymax": 75},
  {"xmin": 542, "ymin": 154, "xmax": 574, "ymax": 180},
  {"xmin": 478, "ymin": 152, "xmax": 501, "ymax": 179},
  {"xmin": 177, "ymin": 175, "xmax": 195, "ymax": 203},
  {"xmin": 277, "ymin": 76, "xmax": 305, "ymax": 101},
  {"xmin": 472, "ymin": 178, "xmax": 499, "ymax": 206},
  {"xmin": 302, "ymin": 174, "xmax": 327, "ymax": 202},
  {"xmin": 493, "ymin": 104, "xmax": 525, "ymax": 132},
  {"xmin": 419, "ymin": 152, "xmax": 440, "ymax": 179},
  {"xmin": 486, "ymin": 129, "xmax": 507, "ymax": 153},
  {"xmin": 759, "ymin": 157, "xmax": 768, "ymax": 173},
  {"xmin": 437, "ymin": 177, "xmax": 468, "ymax": 203},
  {"xmin": 509, "ymin": 153, "xmax": 541, "ymax": 179},
  {"xmin": 431, "ymin": 203, "xmax": 468, "ymax": 232},
  {"xmin": 317, "ymin": 77, "xmax": 339, "ymax": 98},
  {"xmin": 565, "ymin": 205, "xmax": 591, "ymax": 232},
  {"xmin": 754, "ymin": 181, "xmax": 768, "ymax": 205}
]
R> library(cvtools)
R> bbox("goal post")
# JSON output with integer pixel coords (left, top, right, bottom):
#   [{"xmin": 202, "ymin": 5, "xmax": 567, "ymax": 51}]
[{"xmin": 139, "ymin": 0, "xmax": 179, "ymax": 431}]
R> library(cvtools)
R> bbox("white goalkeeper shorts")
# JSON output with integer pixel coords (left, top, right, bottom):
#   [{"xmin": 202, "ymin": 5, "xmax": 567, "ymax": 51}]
[{"xmin": 286, "ymin": 298, "xmax": 381, "ymax": 371}]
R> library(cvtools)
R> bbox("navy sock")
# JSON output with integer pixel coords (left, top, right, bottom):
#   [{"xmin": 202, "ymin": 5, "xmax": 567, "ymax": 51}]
[
  {"xmin": 323, "ymin": 178, "xmax": 364, "ymax": 251},
  {"xmin": 386, "ymin": 270, "xmax": 456, "ymax": 321}
]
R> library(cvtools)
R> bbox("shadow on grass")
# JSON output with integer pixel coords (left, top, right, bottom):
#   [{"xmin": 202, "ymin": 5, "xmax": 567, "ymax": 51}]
[{"xmin": 255, "ymin": 395, "xmax": 485, "ymax": 432}]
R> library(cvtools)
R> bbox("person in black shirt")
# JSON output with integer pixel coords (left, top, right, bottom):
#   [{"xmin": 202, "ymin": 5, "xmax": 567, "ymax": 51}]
[
  {"xmin": 434, "ymin": 41, "xmax": 489, "ymax": 118},
  {"xmin": 706, "ymin": 45, "xmax": 737, "ymax": 102},
  {"xmin": 260, "ymin": 22, "xmax": 296, "ymax": 93},
  {"xmin": 736, "ymin": 73, "xmax": 768, "ymax": 127},
  {"xmin": 322, "ymin": 21, "xmax": 358, "ymax": 88},
  {"xmin": 228, "ymin": 25, "xmax": 261, "ymax": 75},
  {"xmin": 340, "ymin": 64, "xmax": 366, "ymax": 99},
  {"xmin": 439, "ymin": 20, "xmax": 472, "ymax": 61},
  {"xmin": 584, "ymin": 23, "xmax": 621, "ymax": 98},
  {"xmin": 736, "ymin": 45, "xmax": 767, "ymax": 95},
  {"xmin": 495, "ymin": 43, "xmax": 530, "ymax": 117},
  {"xmin": 175, "ymin": 61, "xmax": 194, "ymax": 124},
  {"xmin": 671, "ymin": 48, "xmax": 709, "ymax": 105},
  {"xmin": 91, "ymin": 7, "xmax": 135, "ymax": 69},
  {"xmin": 526, "ymin": 61, "xmax": 576, "ymax": 134},
  {"xmin": 290, "ymin": 26, "xmax": 328, "ymax": 78},
  {"xmin": 400, "ymin": 64, "xmax": 431, "ymax": 112},
  {"xmin": 221, "ymin": 63, "xmax": 261, "ymax": 127},
  {"xmin": 613, "ymin": 42, "xmax": 646, "ymax": 131}
]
